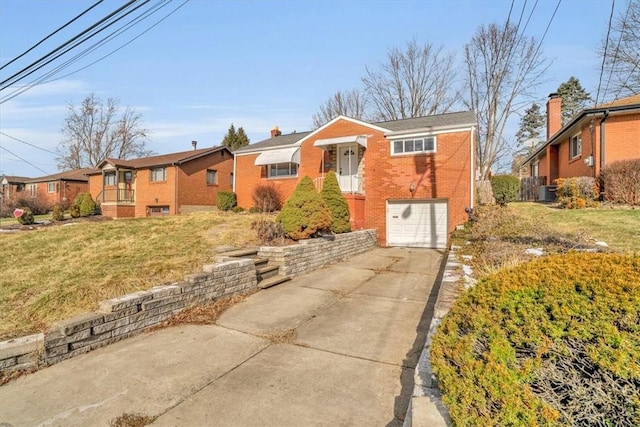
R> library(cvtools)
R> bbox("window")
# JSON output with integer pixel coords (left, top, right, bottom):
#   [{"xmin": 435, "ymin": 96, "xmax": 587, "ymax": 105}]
[
  {"xmin": 148, "ymin": 206, "xmax": 170, "ymax": 215},
  {"xmin": 104, "ymin": 171, "xmax": 116, "ymax": 186},
  {"xmin": 47, "ymin": 182, "xmax": 56, "ymax": 193},
  {"xmin": 532, "ymin": 162, "xmax": 539, "ymax": 177},
  {"xmin": 27, "ymin": 183, "xmax": 37, "ymax": 197},
  {"xmin": 150, "ymin": 167, "xmax": 166, "ymax": 182},
  {"xmin": 206, "ymin": 169, "xmax": 217, "ymax": 185},
  {"xmin": 268, "ymin": 163, "xmax": 298, "ymax": 178},
  {"xmin": 392, "ymin": 137, "xmax": 436, "ymax": 155},
  {"xmin": 230, "ymin": 172, "xmax": 234, "ymax": 187},
  {"xmin": 570, "ymin": 134, "xmax": 582, "ymax": 159}
]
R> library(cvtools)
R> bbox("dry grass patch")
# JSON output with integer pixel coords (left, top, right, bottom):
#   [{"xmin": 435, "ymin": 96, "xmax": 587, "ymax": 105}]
[
  {"xmin": 259, "ymin": 328, "xmax": 297, "ymax": 344},
  {"xmin": 155, "ymin": 291, "xmax": 256, "ymax": 328},
  {"xmin": 0, "ymin": 211, "xmax": 263, "ymax": 341},
  {"xmin": 109, "ymin": 413, "xmax": 157, "ymax": 427}
]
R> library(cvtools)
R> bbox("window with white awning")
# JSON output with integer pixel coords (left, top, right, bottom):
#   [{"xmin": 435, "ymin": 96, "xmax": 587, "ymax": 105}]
[{"xmin": 254, "ymin": 147, "xmax": 301, "ymax": 166}]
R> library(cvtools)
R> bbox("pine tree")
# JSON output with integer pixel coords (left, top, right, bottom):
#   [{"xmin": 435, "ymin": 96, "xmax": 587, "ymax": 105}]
[
  {"xmin": 557, "ymin": 77, "xmax": 592, "ymax": 125},
  {"xmin": 321, "ymin": 171, "xmax": 351, "ymax": 233},
  {"xmin": 515, "ymin": 102, "xmax": 545, "ymax": 150},
  {"xmin": 222, "ymin": 124, "xmax": 250, "ymax": 150}
]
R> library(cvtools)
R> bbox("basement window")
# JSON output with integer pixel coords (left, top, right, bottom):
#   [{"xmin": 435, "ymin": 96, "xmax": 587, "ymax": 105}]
[{"xmin": 570, "ymin": 134, "xmax": 582, "ymax": 159}]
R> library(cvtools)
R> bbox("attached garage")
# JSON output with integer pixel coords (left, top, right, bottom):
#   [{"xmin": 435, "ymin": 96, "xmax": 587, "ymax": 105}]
[{"xmin": 386, "ymin": 199, "xmax": 448, "ymax": 249}]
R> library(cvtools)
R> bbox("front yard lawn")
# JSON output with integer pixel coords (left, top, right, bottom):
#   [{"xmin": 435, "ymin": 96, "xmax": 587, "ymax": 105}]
[{"xmin": 0, "ymin": 211, "xmax": 265, "ymax": 341}]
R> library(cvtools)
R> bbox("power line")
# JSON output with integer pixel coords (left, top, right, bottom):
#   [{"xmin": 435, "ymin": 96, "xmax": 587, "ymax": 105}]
[
  {"xmin": 0, "ymin": 0, "xmax": 104, "ymax": 72},
  {"xmin": 0, "ymin": 131, "xmax": 58, "ymax": 155},
  {"xmin": 603, "ymin": 0, "xmax": 629, "ymax": 99},
  {"xmin": 0, "ymin": 145, "xmax": 51, "ymax": 175},
  {"xmin": 596, "ymin": 0, "xmax": 616, "ymax": 106}
]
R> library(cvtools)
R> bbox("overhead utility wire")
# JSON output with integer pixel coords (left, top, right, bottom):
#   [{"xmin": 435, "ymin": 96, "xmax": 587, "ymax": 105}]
[
  {"xmin": 0, "ymin": 145, "xmax": 50, "ymax": 175},
  {"xmin": 0, "ymin": 131, "xmax": 58, "ymax": 155},
  {"xmin": 0, "ymin": 0, "xmax": 104, "ymax": 72},
  {"xmin": 595, "ymin": 0, "xmax": 616, "ymax": 106},
  {"xmin": 604, "ymin": 0, "xmax": 631, "ymax": 101},
  {"xmin": 0, "ymin": 0, "xmax": 178, "ymax": 103},
  {"xmin": 0, "ymin": 0, "xmax": 139, "ymax": 89}
]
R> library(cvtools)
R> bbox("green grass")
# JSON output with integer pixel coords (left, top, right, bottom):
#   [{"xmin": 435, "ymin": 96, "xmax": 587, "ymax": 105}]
[
  {"xmin": 0, "ymin": 214, "xmax": 55, "ymax": 226},
  {"xmin": 510, "ymin": 202, "xmax": 640, "ymax": 253},
  {"xmin": 0, "ymin": 211, "xmax": 266, "ymax": 340}
]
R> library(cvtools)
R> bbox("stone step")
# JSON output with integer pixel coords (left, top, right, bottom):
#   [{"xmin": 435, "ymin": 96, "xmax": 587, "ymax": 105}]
[
  {"xmin": 258, "ymin": 275, "xmax": 291, "ymax": 289},
  {"xmin": 219, "ymin": 247, "xmax": 259, "ymax": 258},
  {"xmin": 257, "ymin": 264, "xmax": 279, "ymax": 281},
  {"xmin": 253, "ymin": 257, "xmax": 269, "ymax": 267}
]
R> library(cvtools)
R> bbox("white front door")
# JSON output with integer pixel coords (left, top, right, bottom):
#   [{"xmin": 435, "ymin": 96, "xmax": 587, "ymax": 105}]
[{"xmin": 338, "ymin": 145, "xmax": 358, "ymax": 193}]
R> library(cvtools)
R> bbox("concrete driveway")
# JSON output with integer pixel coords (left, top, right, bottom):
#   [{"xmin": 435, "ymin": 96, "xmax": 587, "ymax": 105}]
[{"xmin": 0, "ymin": 247, "xmax": 444, "ymax": 427}]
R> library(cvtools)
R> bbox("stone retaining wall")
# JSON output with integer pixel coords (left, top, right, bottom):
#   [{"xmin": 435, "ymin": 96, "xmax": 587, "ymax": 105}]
[
  {"xmin": 0, "ymin": 230, "xmax": 378, "ymax": 376},
  {"xmin": 258, "ymin": 229, "xmax": 377, "ymax": 276}
]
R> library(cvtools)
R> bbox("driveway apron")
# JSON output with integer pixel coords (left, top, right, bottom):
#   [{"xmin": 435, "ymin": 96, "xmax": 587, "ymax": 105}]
[{"xmin": 0, "ymin": 247, "xmax": 444, "ymax": 427}]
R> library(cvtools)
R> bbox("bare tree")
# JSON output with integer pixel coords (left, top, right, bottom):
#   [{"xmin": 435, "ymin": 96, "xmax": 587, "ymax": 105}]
[
  {"xmin": 57, "ymin": 93, "xmax": 152, "ymax": 170},
  {"xmin": 312, "ymin": 89, "xmax": 367, "ymax": 128},
  {"xmin": 601, "ymin": 0, "xmax": 640, "ymax": 99},
  {"xmin": 362, "ymin": 39, "xmax": 459, "ymax": 121},
  {"xmin": 465, "ymin": 23, "xmax": 549, "ymax": 181}
]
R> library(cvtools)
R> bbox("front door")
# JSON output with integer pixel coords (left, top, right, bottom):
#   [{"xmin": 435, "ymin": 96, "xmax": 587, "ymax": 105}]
[{"xmin": 338, "ymin": 144, "xmax": 358, "ymax": 193}]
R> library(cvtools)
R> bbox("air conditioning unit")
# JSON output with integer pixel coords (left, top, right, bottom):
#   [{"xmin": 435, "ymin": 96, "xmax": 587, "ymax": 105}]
[{"xmin": 538, "ymin": 185, "xmax": 557, "ymax": 202}]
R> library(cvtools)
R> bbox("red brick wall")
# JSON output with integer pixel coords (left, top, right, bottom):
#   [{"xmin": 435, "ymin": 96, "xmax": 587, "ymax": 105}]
[
  {"xmin": 601, "ymin": 113, "xmax": 640, "ymax": 167},
  {"xmin": 34, "ymin": 180, "xmax": 88, "ymax": 207},
  {"xmin": 134, "ymin": 167, "xmax": 177, "ymax": 217},
  {"xmin": 176, "ymin": 150, "xmax": 234, "ymax": 211}
]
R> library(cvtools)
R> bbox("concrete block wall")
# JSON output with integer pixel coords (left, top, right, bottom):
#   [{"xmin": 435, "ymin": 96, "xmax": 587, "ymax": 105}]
[
  {"xmin": 0, "ymin": 258, "xmax": 257, "ymax": 375},
  {"xmin": 258, "ymin": 229, "xmax": 377, "ymax": 277}
]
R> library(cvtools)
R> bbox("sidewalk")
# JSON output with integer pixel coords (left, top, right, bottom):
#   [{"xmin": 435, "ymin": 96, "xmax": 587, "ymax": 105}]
[{"xmin": 0, "ymin": 247, "xmax": 444, "ymax": 427}]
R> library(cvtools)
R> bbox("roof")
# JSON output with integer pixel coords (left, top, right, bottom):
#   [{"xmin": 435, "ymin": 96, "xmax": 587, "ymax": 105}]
[
  {"xmin": 234, "ymin": 131, "xmax": 312, "ymax": 153},
  {"xmin": 94, "ymin": 146, "xmax": 232, "ymax": 171},
  {"xmin": 374, "ymin": 111, "xmax": 477, "ymax": 132},
  {"xmin": 523, "ymin": 94, "xmax": 640, "ymax": 165},
  {"xmin": 1, "ymin": 175, "xmax": 31, "ymax": 184},
  {"xmin": 235, "ymin": 111, "xmax": 476, "ymax": 154},
  {"xmin": 26, "ymin": 168, "xmax": 95, "ymax": 183}
]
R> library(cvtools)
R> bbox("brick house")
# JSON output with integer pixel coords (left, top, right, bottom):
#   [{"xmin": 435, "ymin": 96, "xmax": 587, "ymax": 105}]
[
  {"xmin": 234, "ymin": 112, "xmax": 476, "ymax": 248},
  {"xmin": 523, "ymin": 93, "xmax": 640, "ymax": 198},
  {"xmin": 0, "ymin": 170, "xmax": 92, "ymax": 211},
  {"xmin": 87, "ymin": 145, "xmax": 234, "ymax": 218},
  {"xmin": 0, "ymin": 175, "xmax": 30, "ymax": 208}
]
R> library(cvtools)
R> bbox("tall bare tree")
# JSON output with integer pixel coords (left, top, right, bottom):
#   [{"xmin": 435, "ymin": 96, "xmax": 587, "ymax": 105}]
[
  {"xmin": 57, "ymin": 93, "xmax": 151, "ymax": 170},
  {"xmin": 362, "ymin": 39, "xmax": 459, "ymax": 121},
  {"xmin": 601, "ymin": 0, "xmax": 640, "ymax": 99},
  {"xmin": 465, "ymin": 22, "xmax": 549, "ymax": 181},
  {"xmin": 312, "ymin": 89, "xmax": 367, "ymax": 129}
]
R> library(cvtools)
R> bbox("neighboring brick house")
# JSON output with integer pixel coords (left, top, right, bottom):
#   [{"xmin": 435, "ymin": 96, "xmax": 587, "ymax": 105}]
[
  {"xmin": 87, "ymin": 145, "xmax": 234, "ymax": 218},
  {"xmin": 523, "ymin": 93, "xmax": 640, "ymax": 198},
  {"xmin": 23, "ymin": 169, "xmax": 93, "ymax": 208},
  {"xmin": 234, "ymin": 112, "xmax": 476, "ymax": 248},
  {"xmin": 0, "ymin": 175, "xmax": 29, "ymax": 208}
]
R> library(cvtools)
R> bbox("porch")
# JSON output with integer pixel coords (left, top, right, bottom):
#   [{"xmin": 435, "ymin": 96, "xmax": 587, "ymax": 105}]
[{"xmin": 313, "ymin": 135, "xmax": 367, "ymax": 195}]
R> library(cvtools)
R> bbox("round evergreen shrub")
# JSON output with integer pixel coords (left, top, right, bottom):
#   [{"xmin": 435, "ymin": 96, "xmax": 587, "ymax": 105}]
[
  {"xmin": 75, "ymin": 192, "xmax": 97, "ymax": 217},
  {"xmin": 431, "ymin": 252, "xmax": 640, "ymax": 426},
  {"xmin": 69, "ymin": 204, "xmax": 80, "ymax": 218},
  {"xmin": 276, "ymin": 176, "xmax": 332, "ymax": 240},
  {"xmin": 490, "ymin": 174, "xmax": 520, "ymax": 206},
  {"xmin": 16, "ymin": 207, "xmax": 34, "ymax": 225},
  {"xmin": 321, "ymin": 171, "xmax": 351, "ymax": 233},
  {"xmin": 217, "ymin": 191, "xmax": 237, "ymax": 211},
  {"xmin": 51, "ymin": 203, "xmax": 65, "ymax": 221}
]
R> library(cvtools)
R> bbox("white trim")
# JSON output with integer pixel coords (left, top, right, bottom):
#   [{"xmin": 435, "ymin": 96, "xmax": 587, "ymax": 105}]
[
  {"xmin": 390, "ymin": 136, "xmax": 437, "ymax": 156},
  {"xmin": 254, "ymin": 147, "xmax": 301, "ymax": 166},
  {"xmin": 314, "ymin": 135, "xmax": 368, "ymax": 148},
  {"xmin": 232, "ymin": 152, "xmax": 237, "ymax": 192},
  {"xmin": 470, "ymin": 125, "xmax": 475, "ymax": 209},
  {"xmin": 569, "ymin": 133, "xmax": 582, "ymax": 159}
]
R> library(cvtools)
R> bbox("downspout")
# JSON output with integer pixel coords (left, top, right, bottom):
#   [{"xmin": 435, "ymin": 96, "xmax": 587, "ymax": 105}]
[
  {"xmin": 173, "ymin": 163, "xmax": 178, "ymax": 215},
  {"xmin": 470, "ymin": 125, "xmax": 475, "ymax": 209},
  {"xmin": 599, "ymin": 110, "xmax": 609, "ymax": 201},
  {"xmin": 232, "ymin": 152, "xmax": 237, "ymax": 193}
]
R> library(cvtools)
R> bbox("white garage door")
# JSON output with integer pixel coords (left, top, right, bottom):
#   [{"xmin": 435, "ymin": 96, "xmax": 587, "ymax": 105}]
[{"xmin": 387, "ymin": 200, "xmax": 448, "ymax": 248}]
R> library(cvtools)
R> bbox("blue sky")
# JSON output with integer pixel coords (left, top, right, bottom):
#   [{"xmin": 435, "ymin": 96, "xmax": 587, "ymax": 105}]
[{"xmin": 0, "ymin": 0, "xmax": 615, "ymax": 177}]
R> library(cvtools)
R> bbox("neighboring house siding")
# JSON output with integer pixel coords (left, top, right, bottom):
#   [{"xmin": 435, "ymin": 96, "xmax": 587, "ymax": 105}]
[{"xmin": 177, "ymin": 150, "xmax": 234, "ymax": 210}]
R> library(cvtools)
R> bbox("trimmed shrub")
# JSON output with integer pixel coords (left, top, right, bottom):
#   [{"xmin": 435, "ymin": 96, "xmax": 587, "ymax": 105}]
[
  {"xmin": 252, "ymin": 183, "xmax": 281, "ymax": 212},
  {"xmin": 431, "ymin": 253, "xmax": 640, "ymax": 426},
  {"xmin": 555, "ymin": 177, "xmax": 598, "ymax": 209},
  {"xmin": 251, "ymin": 217, "xmax": 286, "ymax": 245},
  {"xmin": 69, "ymin": 204, "xmax": 80, "ymax": 218},
  {"xmin": 217, "ymin": 192, "xmax": 237, "ymax": 211},
  {"xmin": 16, "ymin": 207, "xmax": 35, "ymax": 225},
  {"xmin": 51, "ymin": 203, "xmax": 65, "ymax": 221},
  {"xmin": 600, "ymin": 159, "xmax": 640, "ymax": 205},
  {"xmin": 73, "ymin": 192, "xmax": 97, "ymax": 217},
  {"xmin": 320, "ymin": 171, "xmax": 351, "ymax": 233},
  {"xmin": 232, "ymin": 206, "xmax": 245, "ymax": 213},
  {"xmin": 489, "ymin": 174, "xmax": 519, "ymax": 206},
  {"xmin": 276, "ymin": 176, "xmax": 332, "ymax": 240}
]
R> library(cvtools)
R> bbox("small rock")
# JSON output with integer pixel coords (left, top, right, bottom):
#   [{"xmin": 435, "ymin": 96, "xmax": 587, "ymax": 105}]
[
  {"xmin": 461, "ymin": 255, "xmax": 473, "ymax": 261},
  {"xmin": 595, "ymin": 241, "xmax": 608, "ymax": 247},
  {"xmin": 525, "ymin": 248, "xmax": 544, "ymax": 257}
]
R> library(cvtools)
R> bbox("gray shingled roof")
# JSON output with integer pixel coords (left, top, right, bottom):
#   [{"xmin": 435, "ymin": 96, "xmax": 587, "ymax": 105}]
[
  {"xmin": 375, "ymin": 111, "xmax": 477, "ymax": 132},
  {"xmin": 90, "ymin": 146, "xmax": 232, "ymax": 172},
  {"xmin": 234, "ymin": 131, "xmax": 312, "ymax": 153},
  {"xmin": 26, "ymin": 168, "xmax": 96, "ymax": 183}
]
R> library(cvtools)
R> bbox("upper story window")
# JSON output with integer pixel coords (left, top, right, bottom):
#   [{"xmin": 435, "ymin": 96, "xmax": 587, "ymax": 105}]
[
  {"xmin": 206, "ymin": 169, "xmax": 217, "ymax": 185},
  {"xmin": 104, "ymin": 171, "xmax": 116, "ymax": 186},
  {"xmin": 150, "ymin": 167, "xmax": 167, "ymax": 182},
  {"xmin": 392, "ymin": 136, "xmax": 436, "ymax": 155},
  {"xmin": 570, "ymin": 134, "xmax": 582, "ymax": 159},
  {"xmin": 47, "ymin": 182, "xmax": 56, "ymax": 193},
  {"xmin": 268, "ymin": 163, "xmax": 298, "ymax": 178}
]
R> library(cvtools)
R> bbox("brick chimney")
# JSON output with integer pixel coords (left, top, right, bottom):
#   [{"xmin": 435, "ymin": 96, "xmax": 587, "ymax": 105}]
[
  {"xmin": 270, "ymin": 126, "xmax": 281, "ymax": 138},
  {"xmin": 547, "ymin": 93, "xmax": 562, "ymax": 139}
]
